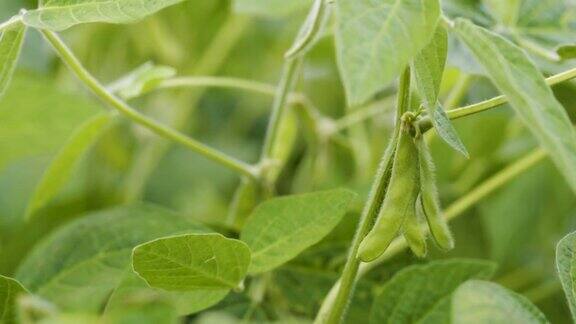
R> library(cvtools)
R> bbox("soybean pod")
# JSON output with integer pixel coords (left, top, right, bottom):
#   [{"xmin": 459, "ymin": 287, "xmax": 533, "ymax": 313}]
[
  {"xmin": 402, "ymin": 193, "xmax": 428, "ymax": 258},
  {"xmin": 358, "ymin": 122, "xmax": 420, "ymax": 262},
  {"xmin": 415, "ymin": 136, "xmax": 455, "ymax": 250}
]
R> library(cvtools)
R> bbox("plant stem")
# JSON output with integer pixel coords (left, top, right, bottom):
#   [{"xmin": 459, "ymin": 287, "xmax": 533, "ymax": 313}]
[
  {"xmin": 158, "ymin": 76, "xmax": 278, "ymax": 96},
  {"xmin": 314, "ymin": 68, "xmax": 411, "ymax": 324},
  {"xmin": 316, "ymin": 148, "xmax": 547, "ymax": 320},
  {"xmin": 123, "ymin": 15, "xmax": 251, "ymax": 201},
  {"xmin": 418, "ymin": 65, "xmax": 576, "ymax": 130},
  {"xmin": 0, "ymin": 15, "xmax": 22, "ymax": 33},
  {"xmin": 41, "ymin": 30, "xmax": 257, "ymax": 179}
]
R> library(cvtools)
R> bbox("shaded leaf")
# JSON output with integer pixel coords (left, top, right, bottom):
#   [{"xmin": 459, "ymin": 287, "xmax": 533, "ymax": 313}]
[
  {"xmin": 241, "ymin": 188, "xmax": 356, "ymax": 273},
  {"xmin": 452, "ymin": 280, "xmax": 548, "ymax": 323},
  {"xmin": 556, "ymin": 231, "xmax": 576, "ymax": 321},
  {"xmin": 432, "ymin": 103, "xmax": 469, "ymax": 157},
  {"xmin": 0, "ymin": 275, "xmax": 28, "ymax": 324},
  {"xmin": 15, "ymin": 204, "xmax": 208, "ymax": 312},
  {"xmin": 0, "ymin": 21, "xmax": 26, "ymax": 99},
  {"xmin": 133, "ymin": 233, "xmax": 251, "ymax": 291},
  {"xmin": 556, "ymin": 45, "xmax": 576, "ymax": 60},
  {"xmin": 23, "ymin": 0, "xmax": 186, "ymax": 31},
  {"xmin": 335, "ymin": 0, "xmax": 440, "ymax": 105},
  {"xmin": 369, "ymin": 259, "xmax": 496, "ymax": 324},
  {"xmin": 25, "ymin": 113, "xmax": 113, "ymax": 220},
  {"xmin": 453, "ymin": 18, "xmax": 576, "ymax": 194}
]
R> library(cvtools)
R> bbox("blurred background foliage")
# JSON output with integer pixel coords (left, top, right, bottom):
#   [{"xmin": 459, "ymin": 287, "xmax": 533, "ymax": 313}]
[{"xmin": 1, "ymin": 0, "xmax": 576, "ymax": 322}]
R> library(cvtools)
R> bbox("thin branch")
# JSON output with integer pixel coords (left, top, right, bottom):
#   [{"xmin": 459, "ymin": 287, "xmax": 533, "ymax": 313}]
[{"xmin": 41, "ymin": 30, "xmax": 257, "ymax": 179}]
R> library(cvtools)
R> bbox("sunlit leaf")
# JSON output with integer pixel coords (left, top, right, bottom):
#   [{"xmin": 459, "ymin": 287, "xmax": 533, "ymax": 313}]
[
  {"xmin": 451, "ymin": 280, "xmax": 548, "ymax": 323},
  {"xmin": 233, "ymin": 0, "xmax": 311, "ymax": 18},
  {"xmin": 133, "ymin": 233, "xmax": 251, "ymax": 291},
  {"xmin": 23, "ymin": 0, "xmax": 186, "ymax": 31},
  {"xmin": 453, "ymin": 18, "xmax": 576, "ymax": 194},
  {"xmin": 335, "ymin": 0, "xmax": 440, "ymax": 105},
  {"xmin": 241, "ymin": 189, "xmax": 356, "ymax": 273}
]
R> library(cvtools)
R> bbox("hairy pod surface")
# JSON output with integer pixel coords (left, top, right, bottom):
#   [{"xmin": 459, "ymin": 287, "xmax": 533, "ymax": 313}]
[
  {"xmin": 358, "ymin": 123, "xmax": 420, "ymax": 262},
  {"xmin": 415, "ymin": 136, "xmax": 455, "ymax": 250}
]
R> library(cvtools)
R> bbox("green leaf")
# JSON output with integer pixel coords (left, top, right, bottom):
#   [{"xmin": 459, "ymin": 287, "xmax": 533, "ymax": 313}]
[
  {"xmin": 241, "ymin": 188, "xmax": 356, "ymax": 273},
  {"xmin": 15, "ymin": 204, "xmax": 208, "ymax": 312},
  {"xmin": 0, "ymin": 73, "xmax": 99, "ymax": 172},
  {"xmin": 451, "ymin": 280, "xmax": 549, "ymax": 323},
  {"xmin": 369, "ymin": 259, "xmax": 496, "ymax": 323},
  {"xmin": 108, "ymin": 62, "xmax": 176, "ymax": 100},
  {"xmin": 335, "ymin": 0, "xmax": 440, "ymax": 105},
  {"xmin": 133, "ymin": 233, "xmax": 251, "ymax": 291},
  {"xmin": 22, "ymin": 0, "xmax": 186, "ymax": 31},
  {"xmin": 25, "ymin": 113, "xmax": 113, "ymax": 220},
  {"xmin": 106, "ymin": 270, "xmax": 228, "ymax": 316},
  {"xmin": 411, "ymin": 26, "xmax": 469, "ymax": 157},
  {"xmin": 556, "ymin": 231, "xmax": 576, "ymax": 321},
  {"xmin": 285, "ymin": 0, "xmax": 329, "ymax": 59},
  {"xmin": 453, "ymin": 18, "xmax": 576, "ymax": 194},
  {"xmin": 482, "ymin": 0, "xmax": 521, "ymax": 26},
  {"xmin": 0, "ymin": 275, "xmax": 28, "ymax": 324},
  {"xmin": 0, "ymin": 21, "xmax": 26, "ymax": 99},
  {"xmin": 233, "ymin": 0, "xmax": 311, "ymax": 18}
]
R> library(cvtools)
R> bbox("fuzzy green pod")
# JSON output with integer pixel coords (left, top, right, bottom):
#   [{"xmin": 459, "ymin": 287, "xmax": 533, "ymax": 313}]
[
  {"xmin": 402, "ymin": 196, "xmax": 428, "ymax": 258},
  {"xmin": 358, "ymin": 123, "xmax": 420, "ymax": 262},
  {"xmin": 415, "ymin": 136, "xmax": 455, "ymax": 250}
]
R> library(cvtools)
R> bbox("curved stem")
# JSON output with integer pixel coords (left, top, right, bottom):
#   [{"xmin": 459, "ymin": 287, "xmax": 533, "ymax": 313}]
[
  {"xmin": 418, "ymin": 66, "xmax": 576, "ymax": 130},
  {"xmin": 315, "ymin": 67, "xmax": 411, "ymax": 324},
  {"xmin": 158, "ymin": 76, "xmax": 278, "ymax": 96},
  {"xmin": 41, "ymin": 30, "xmax": 257, "ymax": 179},
  {"xmin": 316, "ymin": 148, "xmax": 547, "ymax": 320}
]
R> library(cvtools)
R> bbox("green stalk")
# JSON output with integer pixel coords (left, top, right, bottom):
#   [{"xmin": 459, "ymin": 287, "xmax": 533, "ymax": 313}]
[
  {"xmin": 41, "ymin": 30, "xmax": 257, "ymax": 179},
  {"xmin": 418, "ymin": 66, "xmax": 576, "ymax": 130},
  {"xmin": 123, "ymin": 15, "xmax": 251, "ymax": 201},
  {"xmin": 158, "ymin": 76, "xmax": 278, "ymax": 96},
  {"xmin": 315, "ymin": 148, "xmax": 547, "ymax": 317},
  {"xmin": 314, "ymin": 68, "xmax": 412, "ymax": 324}
]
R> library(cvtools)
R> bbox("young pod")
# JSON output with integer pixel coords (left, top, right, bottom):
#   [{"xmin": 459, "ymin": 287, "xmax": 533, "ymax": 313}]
[
  {"xmin": 402, "ymin": 194, "xmax": 428, "ymax": 258},
  {"xmin": 358, "ymin": 123, "xmax": 420, "ymax": 262},
  {"xmin": 415, "ymin": 136, "xmax": 455, "ymax": 250}
]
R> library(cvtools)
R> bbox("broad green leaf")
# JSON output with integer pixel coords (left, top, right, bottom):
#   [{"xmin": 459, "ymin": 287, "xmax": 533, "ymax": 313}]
[
  {"xmin": 412, "ymin": 26, "xmax": 469, "ymax": 157},
  {"xmin": 0, "ymin": 73, "xmax": 99, "ymax": 172},
  {"xmin": 107, "ymin": 62, "xmax": 176, "ymax": 100},
  {"xmin": 15, "ymin": 204, "xmax": 208, "ymax": 312},
  {"xmin": 106, "ymin": 270, "xmax": 228, "ymax": 316},
  {"xmin": 335, "ymin": 0, "xmax": 440, "ymax": 105},
  {"xmin": 22, "ymin": 0, "xmax": 186, "ymax": 31},
  {"xmin": 25, "ymin": 113, "xmax": 113, "ymax": 220},
  {"xmin": 0, "ymin": 21, "xmax": 26, "ymax": 99},
  {"xmin": 556, "ymin": 231, "xmax": 576, "ymax": 320},
  {"xmin": 453, "ymin": 19, "xmax": 576, "ymax": 194},
  {"xmin": 451, "ymin": 280, "xmax": 548, "ymax": 323},
  {"xmin": 233, "ymin": 0, "xmax": 311, "ymax": 18},
  {"xmin": 241, "ymin": 189, "xmax": 356, "ymax": 273},
  {"xmin": 0, "ymin": 275, "xmax": 28, "ymax": 324},
  {"xmin": 369, "ymin": 259, "xmax": 496, "ymax": 324},
  {"xmin": 133, "ymin": 233, "xmax": 251, "ymax": 291}
]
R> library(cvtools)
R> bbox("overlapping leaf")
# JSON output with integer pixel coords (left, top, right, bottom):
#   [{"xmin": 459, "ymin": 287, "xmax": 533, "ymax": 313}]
[
  {"xmin": 0, "ymin": 275, "xmax": 28, "ymax": 324},
  {"xmin": 370, "ymin": 259, "xmax": 496, "ymax": 323},
  {"xmin": 0, "ymin": 21, "xmax": 26, "ymax": 99},
  {"xmin": 241, "ymin": 189, "xmax": 356, "ymax": 273},
  {"xmin": 335, "ymin": 0, "xmax": 440, "ymax": 105},
  {"xmin": 15, "ymin": 204, "xmax": 208, "ymax": 312},
  {"xmin": 452, "ymin": 280, "xmax": 548, "ymax": 323},
  {"xmin": 453, "ymin": 18, "xmax": 576, "ymax": 194}
]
